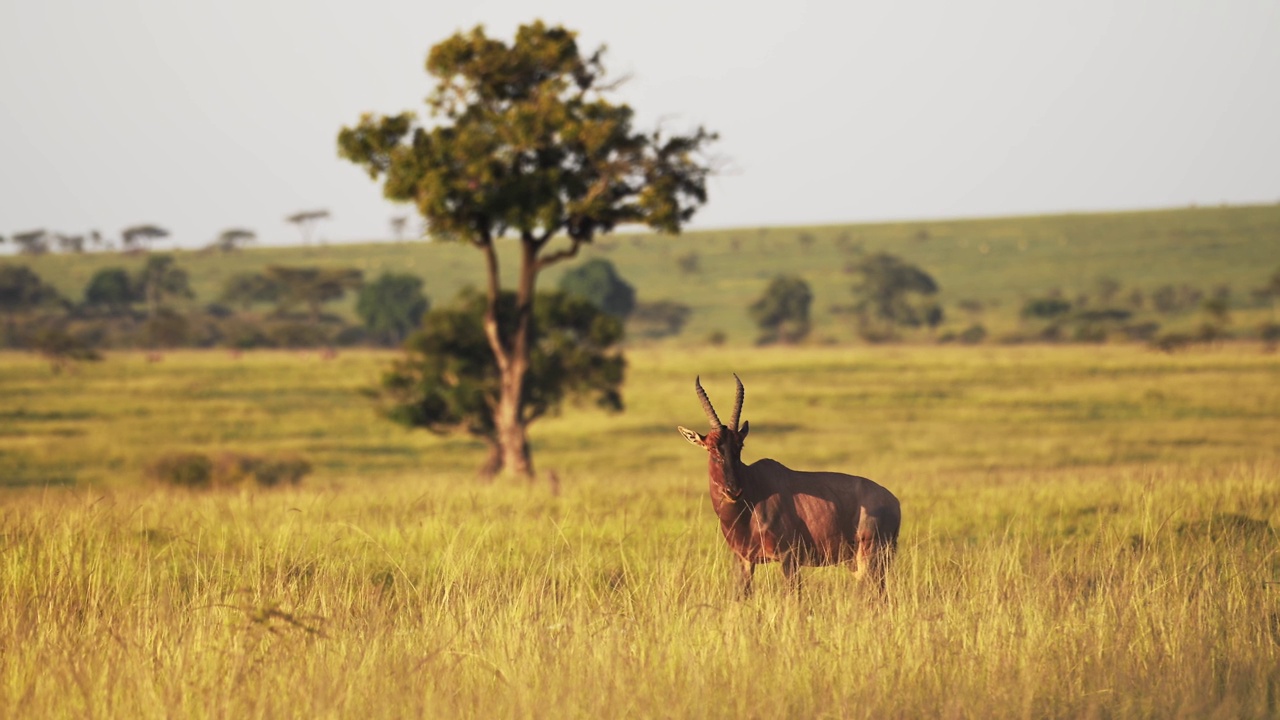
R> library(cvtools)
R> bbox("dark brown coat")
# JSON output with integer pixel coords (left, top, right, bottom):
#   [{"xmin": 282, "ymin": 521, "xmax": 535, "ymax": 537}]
[{"xmin": 678, "ymin": 376, "xmax": 901, "ymax": 595}]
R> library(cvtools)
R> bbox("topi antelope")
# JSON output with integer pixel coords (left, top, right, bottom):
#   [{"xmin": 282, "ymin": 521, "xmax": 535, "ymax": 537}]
[{"xmin": 678, "ymin": 375, "xmax": 901, "ymax": 596}]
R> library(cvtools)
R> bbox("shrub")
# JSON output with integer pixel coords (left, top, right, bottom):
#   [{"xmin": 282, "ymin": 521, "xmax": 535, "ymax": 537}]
[
  {"xmin": 147, "ymin": 453, "xmax": 213, "ymax": 488},
  {"xmin": 148, "ymin": 451, "xmax": 310, "ymax": 489},
  {"xmin": 958, "ymin": 324, "xmax": 987, "ymax": 344},
  {"xmin": 1151, "ymin": 333, "xmax": 1194, "ymax": 353},
  {"xmin": 628, "ymin": 300, "xmax": 692, "ymax": 339},
  {"xmin": 557, "ymin": 258, "xmax": 636, "ymax": 320},
  {"xmin": 213, "ymin": 452, "xmax": 311, "ymax": 487}
]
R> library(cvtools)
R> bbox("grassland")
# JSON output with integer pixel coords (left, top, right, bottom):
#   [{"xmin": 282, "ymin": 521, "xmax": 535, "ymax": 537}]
[
  {"xmin": 2, "ymin": 344, "xmax": 1279, "ymax": 717},
  {"xmin": 9, "ymin": 203, "xmax": 1280, "ymax": 344}
]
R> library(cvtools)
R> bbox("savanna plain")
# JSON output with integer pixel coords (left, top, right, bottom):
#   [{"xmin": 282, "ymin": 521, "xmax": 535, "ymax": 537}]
[{"xmin": 2, "ymin": 343, "xmax": 1278, "ymax": 718}]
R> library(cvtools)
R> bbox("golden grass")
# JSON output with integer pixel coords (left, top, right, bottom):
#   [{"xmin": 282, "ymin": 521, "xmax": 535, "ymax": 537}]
[{"xmin": 1, "ymin": 345, "xmax": 1278, "ymax": 717}]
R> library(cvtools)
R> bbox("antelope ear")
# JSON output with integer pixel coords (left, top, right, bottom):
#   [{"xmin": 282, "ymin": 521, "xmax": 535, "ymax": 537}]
[
  {"xmin": 677, "ymin": 426, "xmax": 705, "ymax": 447},
  {"xmin": 738, "ymin": 420, "xmax": 749, "ymax": 440}
]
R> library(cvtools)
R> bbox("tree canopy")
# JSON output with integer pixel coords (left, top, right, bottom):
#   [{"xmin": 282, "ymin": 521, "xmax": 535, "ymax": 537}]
[
  {"xmin": 213, "ymin": 229, "xmax": 257, "ymax": 253},
  {"xmin": 557, "ymin": 258, "xmax": 636, "ymax": 320},
  {"xmin": 285, "ymin": 210, "xmax": 330, "ymax": 245},
  {"xmin": 0, "ymin": 264, "xmax": 63, "ymax": 316},
  {"xmin": 749, "ymin": 275, "xmax": 813, "ymax": 345},
  {"xmin": 136, "ymin": 255, "xmax": 193, "ymax": 318},
  {"xmin": 122, "ymin": 225, "xmax": 170, "ymax": 252},
  {"xmin": 84, "ymin": 268, "xmax": 140, "ymax": 315},
  {"xmin": 264, "ymin": 266, "xmax": 362, "ymax": 324},
  {"xmin": 848, "ymin": 253, "xmax": 942, "ymax": 337},
  {"xmin": 357, "ymin": 273, "xmax": 430, "ymax": 345}
]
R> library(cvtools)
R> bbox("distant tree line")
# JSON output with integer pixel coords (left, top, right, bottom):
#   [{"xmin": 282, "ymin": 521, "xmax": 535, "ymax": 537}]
[{"xmin": 0, "ymin": 257, "xmax": 437, "ymax": 366}]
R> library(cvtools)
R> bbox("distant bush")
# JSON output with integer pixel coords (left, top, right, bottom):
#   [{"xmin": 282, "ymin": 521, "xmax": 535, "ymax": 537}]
[
  {"xmin": 676, "ymin": 251, "xmax": 701, "ymax": 275},
  {"xmin": 706, "ymin": 330, "xmax": 727, "ymax": 346},
  {"xmin": 33, "ymin": 326, "xmax": 102, "ymax": 372},
  {"xmin": 1121, "ymin": 322, "xmax": 1161, "ymax": 342},
  {"xmin": 213, "ymin": 452, "xmax": 311, "ymax": 488},
  {"xmin": 1151, "ymin": 284, "xmax": 1203, "ymax": 314},
  {"xmin": 558, "ymin": 258, "xmax": 636, "ymax": 320},
  {"xmin": 958, "ymin": 324, "xmax": 987, "ymax": 344},
  {"xmin": 1151, "ymin": 333, "xmax": 1194, "ymax": 353},
  {"xmin": 749, "ymin": 275, "xmax": 813, "ymax": 345},
  {"xmin": 1021, "ymin": 297, "xmax": 1072, "ymax": 321},
  {"xmin": 268, "ymin": 321, "xmax": 331, "ymax": 348},
  {"xmin": 629, "ymin": 300, "xmax": 692, "ymax": 339},
  {"xmin": 148, "ymin": 451, "xmax": 311, "ymax": 489},
  {"xmin": 147, "ymin": 453, "xmax": 213, "ymax": 488}
]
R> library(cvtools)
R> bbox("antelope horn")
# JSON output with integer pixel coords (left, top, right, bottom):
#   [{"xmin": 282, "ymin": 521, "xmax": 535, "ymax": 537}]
[
  {"xmin": 730, "ymin": 373, "xmax": 745, "ymax": 431},
  {"xmin": 694, "ymin": 376, "xmax": 722, "ymax": 428}
]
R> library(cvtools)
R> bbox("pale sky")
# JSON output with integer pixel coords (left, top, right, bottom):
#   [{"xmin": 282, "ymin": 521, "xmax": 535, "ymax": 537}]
[{"xmin": 2, "ymin": 1, "xmax": 1278, "ymax": 250}]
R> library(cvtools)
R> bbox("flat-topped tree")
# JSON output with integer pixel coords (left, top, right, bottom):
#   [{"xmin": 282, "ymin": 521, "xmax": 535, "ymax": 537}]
[
  {"xmin": 121, "ymin": 224, "xmax": 169, "ymax": 252},
  {"xmin": 213, "ymin": 228, "xmax": 257, "ymax": 253},
  {"xmin": 338, "ymin": 21, "xmax": 716, "ymax": 479},
  {"xmin": 285, "ymin": 210, "xmax": 330, "ymax": 245},
  {"xmin": 11, "ymin": 230, "xmax": 50, "ymax": 256}
]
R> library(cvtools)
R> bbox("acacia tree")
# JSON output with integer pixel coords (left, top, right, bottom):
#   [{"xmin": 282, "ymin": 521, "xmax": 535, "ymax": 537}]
[
  {"xmin": 213, "ymin": 228, "xmax": 257, "ymax": 253},
  {"xmin": 122, "ymin": 224, "xmax": 169, "ymax": 252},
  {"xmin": 11, "ymin": 230, "xmax": 50, "ymax": 256},
  {"xmin": 285, "ymin": 210, "xmax": 330, "ymax": 245},
  {"xmin": 338, "ymin": 22, "xmax": 716, "ymax": 478}
]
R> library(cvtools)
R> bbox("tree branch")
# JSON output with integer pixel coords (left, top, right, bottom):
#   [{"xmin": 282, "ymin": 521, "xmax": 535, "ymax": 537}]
[
  {"xmin": 535, "ymin": 238, "xmax": 585, "ymax": 271},
  {"xmin": 478, "ymin": 235, "xmax": 510, "ymax": 373}
]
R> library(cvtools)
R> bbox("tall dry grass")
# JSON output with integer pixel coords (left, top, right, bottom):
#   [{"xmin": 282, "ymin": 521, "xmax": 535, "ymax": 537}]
[{"xmin": 1, "ymin": 345, "xmax": 1278, "ymax": 717}]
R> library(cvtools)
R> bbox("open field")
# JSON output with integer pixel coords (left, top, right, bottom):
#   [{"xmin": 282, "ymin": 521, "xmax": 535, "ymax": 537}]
[
  {"xmin": 9, "ymin": 203, "xmax": 1280, "ymax": 344},
  {"xmin": 2, "ymin": 345, "xmax": 1279, "ymax": 717}
]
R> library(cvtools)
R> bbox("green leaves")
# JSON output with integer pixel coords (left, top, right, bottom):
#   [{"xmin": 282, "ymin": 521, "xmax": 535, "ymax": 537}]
[
  {"xmin": 848, "ymin": 253, "xmax": 942, "ymax": 334},
  {"xmin": 337, "ymin": 21, "xmax": 716, "ymax": 247},
  {"xmin": 748, "ymin": 275, "xmax": 814, "ymax": 345},
  {"xmin": 356, "ymin": 273, "xmax": 430, "ymax": 346},
  {"xmin": 380, "ymin": 288, "xmax": 625, "ymax": 437},
  {"xmin": 557, "ymin": 258, "xmax": 636, "ymax": 320}
]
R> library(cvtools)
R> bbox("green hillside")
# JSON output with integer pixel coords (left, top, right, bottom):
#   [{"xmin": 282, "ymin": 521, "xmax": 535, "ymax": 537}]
[{"xmin": 9, "ymin": 203, "xmax": 1280, "ymax": 344}]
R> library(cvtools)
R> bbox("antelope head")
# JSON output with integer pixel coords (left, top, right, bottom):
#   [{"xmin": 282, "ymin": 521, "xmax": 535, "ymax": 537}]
[{"xmin": 678, "ymin": 374, "xmax": 751, "ymax": 504}]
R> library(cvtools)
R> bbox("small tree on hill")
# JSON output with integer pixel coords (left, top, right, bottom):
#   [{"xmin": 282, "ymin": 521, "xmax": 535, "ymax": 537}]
[
  {"xmin": 749, "ymin": 275, "xmax": 813, "ymax": 345},
  {"xmin": 0, "ymin": 264, "xmax": 64, "ymax": 345},
  {"xmin": 220, "ymin": 272, "xmax": 279, "ymax": 311},
  {"xmin": 557, "ymin": 258, "xmax": 636, "ymax": 320},
  {"xmin": 357, "ymin": 273, "xmax": 430, "ymax": 345},
  {"xmin": 1256, "ymin": 267, "xmax": 1280, "ymax": 322},
  {"xmin": 84, "ymin": 267, "xmax": 141, "ymax": 315},
  {"xmin": 629, "ymin": 300, "xmax": 692, "ymax": 339},
  {"xmin": 389, "ymin": 216, "xmax": 409, "ymax": 241},
  {"xmin": 338, "ymin": 21, "xmax": 715, "ymax": 478},
  {"xmin": 0, "ymin": 263, "xmax": 63, "ymax": 318},
  {"xmin": 286, "ymin": 210, "xmax": 330, "ymax": 245},
  {"xmin": 848, "ymin": 253, "xmax": 941, "ymax": 339},
  {"xmin": 56, "ymin": 234, "xmax": 85, "ymax": 253},
  {"xmin": 11, "ymin": 230, "xmax": 50, "ymax": 255},
  {"xmin": 122, "ymin": 224, "xmax": 169, "ymax": 252},
  {"xmin": 212, "ymin": 228, "xmax": 256, "ymax": 253},
  {"xmin": 135, "ymin": 255, "xmax": 193, "ymax": 320},
  {"xmin": 379, "ymin": 288, "xmax": 625, "ymax": 478},
  {"xmin": 265, "ymin": 266, "xmax": 363, "ymax": 324}
]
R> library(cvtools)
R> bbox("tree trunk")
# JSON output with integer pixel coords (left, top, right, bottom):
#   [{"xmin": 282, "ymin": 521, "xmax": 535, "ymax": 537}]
[
  {"xmin": 478, "ymin": 440, "xmax": 503, "ymax": 480},
  {"xmin": 479, "ymin": 236, "xmax": 539, "ymax": 481}
]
